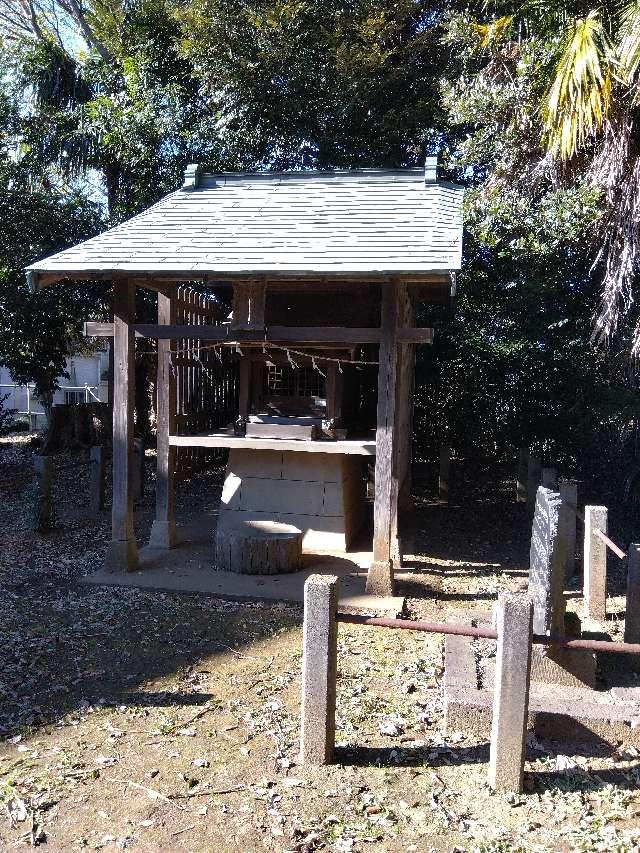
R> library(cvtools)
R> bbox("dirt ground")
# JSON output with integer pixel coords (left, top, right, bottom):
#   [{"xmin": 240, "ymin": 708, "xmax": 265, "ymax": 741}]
[{"xmin": 1, "ymin": 434, "xmax": 639, "ymax": 852}]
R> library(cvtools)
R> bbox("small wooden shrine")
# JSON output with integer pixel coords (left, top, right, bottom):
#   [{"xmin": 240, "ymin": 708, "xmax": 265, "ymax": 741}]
[{"xmin": 27, "ymin": 161, "xmax": 463, "ymax": 595}]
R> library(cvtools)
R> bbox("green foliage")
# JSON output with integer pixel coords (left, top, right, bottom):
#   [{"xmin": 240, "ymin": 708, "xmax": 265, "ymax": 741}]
[
  {"xmin": 0, "ymin": 0, "xmax": 639, "ymax": 511},
  {"xmin": 0, "ymin": 62, "xmax": 104, "ymax": 406},
  {"xmin": 178, "ymin": 0, "xmax": 453, "ymax": 169},
  {"xmin": 416, "ymin": 13, "xmax": 640, "ymax": 504}
]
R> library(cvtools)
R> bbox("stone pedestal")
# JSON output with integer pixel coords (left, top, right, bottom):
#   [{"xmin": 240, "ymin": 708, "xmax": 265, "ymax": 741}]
[
  {"xmin": 216, "ymin": 448, "xmax": 366, "ymax": 553},
  {"xmin": 530, "ymin": 645, "xmax": 596, "ymax": 688}
]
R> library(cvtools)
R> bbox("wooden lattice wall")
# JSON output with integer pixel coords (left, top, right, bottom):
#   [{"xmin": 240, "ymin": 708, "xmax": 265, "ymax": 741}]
[{"xmin": 172, "ymin": 286, "xmax": 238, "ymax": 479}]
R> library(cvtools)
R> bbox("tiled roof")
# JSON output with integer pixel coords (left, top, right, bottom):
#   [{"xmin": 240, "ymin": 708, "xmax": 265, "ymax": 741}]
[{"xmin": 27, "ymin": 165, "xmax": 463, "ymax": 280}]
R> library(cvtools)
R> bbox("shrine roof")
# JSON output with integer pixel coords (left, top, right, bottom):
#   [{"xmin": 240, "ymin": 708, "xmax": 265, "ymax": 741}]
[{"xmin": 27, "ymin": 161, "xmax": 464, "ymax": 285}]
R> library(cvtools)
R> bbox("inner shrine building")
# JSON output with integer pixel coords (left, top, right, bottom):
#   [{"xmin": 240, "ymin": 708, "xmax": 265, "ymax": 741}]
[{"xmin": 27, "ymin": 160, "xmax": 463, "ymax": 596}]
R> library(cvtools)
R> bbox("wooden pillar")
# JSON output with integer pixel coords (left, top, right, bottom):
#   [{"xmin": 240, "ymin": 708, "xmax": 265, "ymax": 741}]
[
  {"xmin": 239, "ymin": 358, "xmax": 251, "ymax": 419},
  {"xmin": 149, "ymin": 288, "xmax": 177, "ymax": 548},
  {"xmin": 105, "ymin": 280, "xmax": 139, "ymax": 570},
  {"xmin": 367, "ymin": 284, "xmax": 401, "ymax": 596},
  {"xmin": 395, "ymin": 288, "xmax": 415, "ymax": 510},
  {"xmin": 232, "ymin": 280, "xmax": 266, "ymax": 330},
  {"xmin": 326, "ymin": 362, "xmax": 343, "ymax": 423}
]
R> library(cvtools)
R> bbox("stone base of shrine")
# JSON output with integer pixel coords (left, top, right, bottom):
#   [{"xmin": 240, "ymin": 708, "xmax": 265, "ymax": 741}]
[
  {"xmin": 216, "ymin": 448, "xmax": 368, "ymax": 554},
  {"xmin": 83, "ymin": 510, "xmax": 406, "ymax": 617}
]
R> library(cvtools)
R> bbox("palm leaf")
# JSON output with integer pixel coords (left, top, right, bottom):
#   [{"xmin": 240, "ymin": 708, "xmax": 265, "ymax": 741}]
[
  {"xmin": 544, "ymin": 10, "xmax": 612, "ymax": 159},
  {"xmin": 617, "ymin": 1, "xmax": 640, "ymax": 84},
  {"xmin": 471, "ymin": 15, "xmax": 513, "ymax": 50}
]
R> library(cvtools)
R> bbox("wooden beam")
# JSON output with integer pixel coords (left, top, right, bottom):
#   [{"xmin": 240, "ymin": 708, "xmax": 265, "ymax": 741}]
[
  {"xmin": 85, "ymin": 322, "xmax": 434, "ymax": 345},
  {"xmin": 169, "ymin": 432, "xmax": 376, "ymax": 455},
  {"xmin": 32, "ymin": 272, "xmax": 67, "ymax": 288},
  {"xmin": 84, "ymin": 321, "xmax": 120, "ymax": 337},
  {"xmin": 30, "ymin": 269, "xmax": 453, "ymax": 285},
  {"xmin": 396, "ymin": 328, "xmax": 433, "ymax": 344},
  {"xmin": 366, "ymin": 284, "xmax": 402, "ymax": 596},
  {"xmin": 149, "ymin": 288, "xmax": 177, "ymax": 548},
  {"xmin": 105, "ymin": 280, "xmax": 139, "ymax": 572}
]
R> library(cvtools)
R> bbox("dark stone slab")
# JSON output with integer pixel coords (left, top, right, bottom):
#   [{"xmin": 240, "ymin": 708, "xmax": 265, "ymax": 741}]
[{"xmin": 529, "ymin": 487, "xmax": 565, "ymax": 636}]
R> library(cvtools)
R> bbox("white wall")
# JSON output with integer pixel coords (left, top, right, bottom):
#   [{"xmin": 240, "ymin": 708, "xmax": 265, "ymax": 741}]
[{"xmin": 0, "ymin": 348, "xmax": 109, "ymax": 424}]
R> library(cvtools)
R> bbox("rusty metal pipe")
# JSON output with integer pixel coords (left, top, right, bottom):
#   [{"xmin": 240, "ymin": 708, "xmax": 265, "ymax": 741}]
[
  {"xmin": 337, "ymin": 614, "xmax": 640, "ymax": 655},
  {"xmin": 337, "ymin": 614, "xmax": 498, "ymax": 639},
  {"xmin": 563, "ymin": 501, "xmax": 626, "ymax": 559},
  {"xmin": 534, "ymin": 635, "xmax": 640, "ymax": 655}
]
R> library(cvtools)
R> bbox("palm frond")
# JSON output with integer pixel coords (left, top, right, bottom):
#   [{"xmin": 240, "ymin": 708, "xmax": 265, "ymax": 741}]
[
  {"xmin": 588, "ymin": 112, "xmax": 640, "ymax": 349},
  {"xmin": 617, "ymin": 1, "xmax": 640, "ymax": 84},
  {"xmin": 544, "ymin": 11, "xmax": 612, "ymax": 160},
  {"xmin": 471, "ymin": 16, "xmax": 513, "ymax": 50}
]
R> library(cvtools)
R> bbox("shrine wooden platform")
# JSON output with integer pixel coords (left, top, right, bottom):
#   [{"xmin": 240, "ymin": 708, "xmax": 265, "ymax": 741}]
[{"xmin": 169, "ymin": 430, "xmax": 376, "ymax": 455}]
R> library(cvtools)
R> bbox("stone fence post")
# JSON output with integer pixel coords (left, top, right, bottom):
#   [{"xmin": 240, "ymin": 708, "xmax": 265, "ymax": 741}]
[
  {"xmin": 526, "ymin": 457, "xmax": 541, "ymax": 514},
  {"xmin": 89, "ymin": 446, "xmax": 106, "ymax": 515},
  {"xmin": 489, "ymin": 593, "xmax": 533, "ymax": 793},
  {"xmin": 559, "ymin": 479, "xmax": 577, "ymax": 582},
  {"xmin": 584, "ymin": 506, "xmax": 607, "ymax": 621},
  {"xmin": 625, "ymin": 544, "xmax": 640, "ymax": 654},
  {"xmin": 32, "ymin": 455, "xmax": 54, "ymax": 532},
  {"xmin": 439, "ymin": 446, "xmax": 451, "ymax": 502},
  {"xmin": 300, "ymin": 574, "xmax": 339, "ymax": 766}
]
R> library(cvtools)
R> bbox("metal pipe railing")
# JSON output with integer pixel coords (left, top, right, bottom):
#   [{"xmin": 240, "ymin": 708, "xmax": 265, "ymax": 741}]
[
  {"xmin": 337, "ymin": 613, "xmax": 640, "ymax": 655},
  {"xmin": 0, "ymin": 383, "xmax": 102, "ymax": 419}
]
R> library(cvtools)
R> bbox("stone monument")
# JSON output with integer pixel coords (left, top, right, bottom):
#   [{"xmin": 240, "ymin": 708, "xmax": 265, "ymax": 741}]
[{"xmin": 528, "ymin": 486, "xmax": 596, "ymax": 686}]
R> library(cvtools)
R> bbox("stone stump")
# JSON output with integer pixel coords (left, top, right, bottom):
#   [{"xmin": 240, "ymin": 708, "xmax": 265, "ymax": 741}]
[
  {"xmin": 526, "ymin": 456, "xmax": 541, "ymax": 515},
  {"xmin": 214, "ymin": 520, "xmax": 303, "ymax": 574}
]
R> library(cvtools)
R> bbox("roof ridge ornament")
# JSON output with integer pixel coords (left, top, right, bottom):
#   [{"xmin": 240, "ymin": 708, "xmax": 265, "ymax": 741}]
[
  {"xmin": 424, "ymin": 156, "xmax": 438, "ymax": 184},
  {"xmin": 182, "ymin": 163, "xmax": 202, "ymax": 191}
]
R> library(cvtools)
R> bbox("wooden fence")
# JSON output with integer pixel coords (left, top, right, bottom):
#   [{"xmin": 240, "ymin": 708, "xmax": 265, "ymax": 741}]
[{"xmin": 172, "ymin": 286, "xmax": 239, "ymax": 480}]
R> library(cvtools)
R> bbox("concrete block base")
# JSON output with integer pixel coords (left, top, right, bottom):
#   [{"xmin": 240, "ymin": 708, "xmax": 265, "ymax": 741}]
[
  {"xmin": 365, "ymin": 559, "xmax": 395, "ymax": 596},
  {"xmin": 148, "ymin": 519, "xmax": 178, "ymax": 549},
  {"xmin": 444, "ymin": 633, "xmax": 640, "ymax": 747},
  {"xmin": 530, "ymin": 646, "xmax": 597, "ymax": 688},
  {"xmin": 217, "ymin": 449, "xmax": 366, "ymax": 554}
]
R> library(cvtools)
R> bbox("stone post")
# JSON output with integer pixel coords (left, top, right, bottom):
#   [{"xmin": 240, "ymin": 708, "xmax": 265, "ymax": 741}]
[
  {"xmin": 516, "ymin": 449, "xmax": 529, "ymax": 503},
  {"xmin": 529, "ymin": 487, "xmax": 565, "ymax": 637},
  {"xmin": 584, "ymin": 506, "xmax": 607, "ymax": 621},
  {"xmin": 439, "ymin": 446, "xmax": 450, "ymax": 502},
  {"xmin": 559, "ymin": 479, "xmax": 577, "ymax": 582},
  {"xmin": 625, "ymin": 544, "xmax": 640, "ymax": 655},
  {"xmin": 488, "ymin": 593, "xmax": 533, "ymax": 793},
  {"xmin": 526, "ymin": 456, "xmax": 541, "ymax": 515},
  {"xmin": 541, "ymin": 467, "xmax": 557, "ymax": 489},
  {"xmin": 89, "ymin": 446, "xmax": 106, "ymax": 515},
  {"xmin": 32, "ymin": 455, "xmax": 54, "ymax": 532},
  {"xmin": 300, "ymin": 574, "xmax": 339, "ymax": 766}
]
